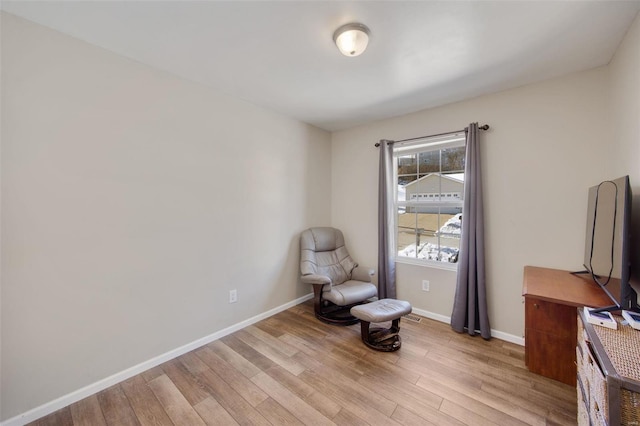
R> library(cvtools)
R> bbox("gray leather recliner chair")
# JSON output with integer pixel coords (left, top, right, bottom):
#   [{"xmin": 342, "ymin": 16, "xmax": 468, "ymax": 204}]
[{"xmin": 300, "ymin": 227, "xmax": 377, "ymax": 325}]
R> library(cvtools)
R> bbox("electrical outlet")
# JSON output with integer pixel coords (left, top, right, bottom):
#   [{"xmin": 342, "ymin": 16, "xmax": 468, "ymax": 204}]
[
  {"xmin": 229, "ymin": 289, "xmax": 238, "ymax": 303},
  {"xmin": 422, "ymin": 280, "xmax": 430, "ymax": 291}
]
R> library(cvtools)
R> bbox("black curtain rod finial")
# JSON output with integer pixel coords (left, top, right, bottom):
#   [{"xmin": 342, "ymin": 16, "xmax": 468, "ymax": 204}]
[{"xmin": 374, "ymin": 139, "xmax": 393, "ymax": 148}]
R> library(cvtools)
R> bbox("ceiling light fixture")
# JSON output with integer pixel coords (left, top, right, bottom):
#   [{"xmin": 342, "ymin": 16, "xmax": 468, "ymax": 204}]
[{"xmin": 333, "ymin": 23, "xmax": 370, "ymax": 57}]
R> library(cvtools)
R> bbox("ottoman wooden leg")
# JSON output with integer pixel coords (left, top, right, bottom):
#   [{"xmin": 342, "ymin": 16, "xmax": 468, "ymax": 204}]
[
  {"xmin": 359, "ymin": 319, "xmax": 402, "ymax": 352},
  {"xmin": 391, "ymin": 318, "xmax": 400, "ymax": 334},
  {"xmin": 360, "ymin": 320, "xmax": 371, "ymax": 344}
]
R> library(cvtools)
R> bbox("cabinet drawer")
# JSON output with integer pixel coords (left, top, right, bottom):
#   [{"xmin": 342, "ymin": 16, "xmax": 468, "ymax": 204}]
[
  {"xmin": 525, "ymin": 327, "xmax": 576, "ymax": 385},
  {"xmin": 525, "ymin": 297, "xmax": 576, "ymax": 338}
]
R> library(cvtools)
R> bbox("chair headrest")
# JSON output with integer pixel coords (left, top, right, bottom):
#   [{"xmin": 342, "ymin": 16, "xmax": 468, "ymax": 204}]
[{"xmin": 301, "ymin": 227, "xmax": 345, "ymax": 252}]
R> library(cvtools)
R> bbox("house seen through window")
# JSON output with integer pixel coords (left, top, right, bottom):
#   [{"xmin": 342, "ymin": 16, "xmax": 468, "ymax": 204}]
[{"xmin": 394, "ymin": 133, "xmax": 466, "ymax": 265}]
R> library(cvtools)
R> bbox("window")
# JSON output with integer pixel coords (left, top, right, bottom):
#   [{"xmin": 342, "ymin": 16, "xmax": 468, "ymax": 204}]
[{"xmin": 394, "ymin": 133, "xmax": 466, "ymax": 266}]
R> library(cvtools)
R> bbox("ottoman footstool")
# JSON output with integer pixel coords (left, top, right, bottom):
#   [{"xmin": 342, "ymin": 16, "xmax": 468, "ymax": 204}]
[{"xmin": 350, "ymin": 299, "xmax": 412, "ymax": 352}]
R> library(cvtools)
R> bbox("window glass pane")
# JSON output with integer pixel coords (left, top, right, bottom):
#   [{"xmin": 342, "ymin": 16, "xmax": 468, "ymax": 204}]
[
  {"xmin": 412, "ymin": 178, "xmax": 437, "ymax": 202},
  {"xmin": 441, "ymin": 146, "xmax": 465, "ymax": 172},
  {"xmin": 397, "ymin": 211, "xmax": 442, "ymax": 260},
  {"xmin": 397, "ymin": 210, "xmax": 418, "ymax": 258},
  {"xmin": 434, "ymin": 210, "xmax": 462, "ymax": 263},
  {"xmin": 398, "ymin": 175, "xmax": 417, "ymax": 186},
  {"xmin": 441, "ymin": 172, "xmax": 464, "ymax": 202},
  {"xmin": 418, "ymin": 150, "xmax": 440, "ymax": 174},
  {"xmin": 399, "ymin": 209, "xmax": 462, "ymax": 263},
  {"xmin": 398, "ymin": 157, "xmax": 417, "ymax": 183}
]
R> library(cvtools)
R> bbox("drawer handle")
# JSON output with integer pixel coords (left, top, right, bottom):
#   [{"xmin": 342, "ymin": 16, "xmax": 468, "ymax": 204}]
[{"xmin": 534, "ymin": 303, "xmax": 539, "ymax": 309}]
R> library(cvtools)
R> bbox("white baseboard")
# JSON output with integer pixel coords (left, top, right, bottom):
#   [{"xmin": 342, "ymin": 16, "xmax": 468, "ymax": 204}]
[
  {"xmin": 4, "ymin": 295, "xmax": 525, "ymax": 426},
  {"xmin": 1, "ymin": 293, "xmax": 314, "ymax": 426},
  {"xmin": 410, "ymin": 307, "xmax": 451, "ymax": 324},
  {"xmin": 491, "ymin": 329, "xmax": 525, "ymax": 346},
  {"xmin": 410, "ymin": 307, "xmax": 525, "ymax": 346}
]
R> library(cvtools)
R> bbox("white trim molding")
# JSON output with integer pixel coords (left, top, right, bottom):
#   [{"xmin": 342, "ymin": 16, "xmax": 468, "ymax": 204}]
[
  {"xmin": 1, "ymin": 293, "xmax": 314, "ymax": 426},
  {"xmin": 395, "ymin": 257, "xmax": 458, "ymax": 271}
]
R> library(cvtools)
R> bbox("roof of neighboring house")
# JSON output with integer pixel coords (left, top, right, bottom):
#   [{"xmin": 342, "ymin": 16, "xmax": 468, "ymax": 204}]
[{"xmin": 404, "ymin": 173, "xmax": 464, "ymax": 188}]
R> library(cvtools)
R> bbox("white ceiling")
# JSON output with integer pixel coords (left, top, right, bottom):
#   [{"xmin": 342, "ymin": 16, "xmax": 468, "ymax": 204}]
[{"xmin": 2, "ymin": 1, "xmax": 640, "ymax": 131}]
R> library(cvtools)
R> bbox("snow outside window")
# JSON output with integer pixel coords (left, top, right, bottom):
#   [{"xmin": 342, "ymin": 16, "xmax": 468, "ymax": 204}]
[{"xmin": 394, "ymin": 133, "xmax": 465, "ymax": 267}]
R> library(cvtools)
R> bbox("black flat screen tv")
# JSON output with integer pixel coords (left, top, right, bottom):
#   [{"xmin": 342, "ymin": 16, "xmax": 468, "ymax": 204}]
[{"xmin": 581, "ymin": 175, "xmax": 638, "ymax": 313}]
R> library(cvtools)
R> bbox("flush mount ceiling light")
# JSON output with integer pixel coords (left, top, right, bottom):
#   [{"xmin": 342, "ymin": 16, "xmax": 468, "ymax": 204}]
[{"xmin": 333, "ymin": 23, "xmax": 370, "ymax": 57}]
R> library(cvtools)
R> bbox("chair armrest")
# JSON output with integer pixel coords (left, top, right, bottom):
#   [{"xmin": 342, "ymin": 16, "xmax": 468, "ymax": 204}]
[
  {"xmin": 301, "ymin": 274, "xmax": 332, "ymax": 286},
  {"xmin": 351, "ymin": 266, "xmax": 375, "ymax": 282}
]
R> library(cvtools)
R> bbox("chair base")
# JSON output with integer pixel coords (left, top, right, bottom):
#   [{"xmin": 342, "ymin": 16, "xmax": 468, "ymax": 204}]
[
  {"xmin": 312, "ymin": 283, "xmax": 367, "ymax": 326},
  {"xmin": 314, "ymin": 305, "xmax": 361, "ymax": 326},
  {"xmin": 360, "ymin": 319, "xmax": 402, "ymax": 352}
]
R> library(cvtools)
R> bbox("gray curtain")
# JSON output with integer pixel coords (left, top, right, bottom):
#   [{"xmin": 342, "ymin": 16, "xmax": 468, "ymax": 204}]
[
  {"xmin": 378, "ymin": 140, "xmax": 396, "ymax": 299},
  {"xmin": 451, "ymin": 123, "xmax": 491, "ymax": 339}
]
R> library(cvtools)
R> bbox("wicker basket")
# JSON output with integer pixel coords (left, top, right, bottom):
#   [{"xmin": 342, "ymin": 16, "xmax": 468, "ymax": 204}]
[
  {"xmin": 620, "ymin": 389, "xmax": 640, "ymax": 425},
  {"xmin": 577, "ymin": 346, "xmax": 590, "ymax": 404},
  {"xmin": 592, "ymin": 316, "xmax": 640, "ymax": 381},
  {"xmin": 589, "ymin": 397, "xmax": 607, "ymax": 426},
  {"xmin": 584, "ymin": 314, "xmax": 640, "ymax": 425},
  {"xmin": 588, "ymin": 347, "xmax": 609, "ymax": 420},
  {"xmin": 577, "ymin": 372, "xmax": 590, "ymax": 426}
]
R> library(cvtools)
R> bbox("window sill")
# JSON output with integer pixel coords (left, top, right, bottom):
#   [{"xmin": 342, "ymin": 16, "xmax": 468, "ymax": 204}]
[{"xmin": 395, "ymin": 256, "xmax": 458, "ymax": 272}]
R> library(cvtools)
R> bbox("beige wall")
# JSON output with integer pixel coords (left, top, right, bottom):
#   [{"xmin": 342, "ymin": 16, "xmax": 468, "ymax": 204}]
[
  {"xmin": 0, "ymin": 13, "xmax": 331, "ymax": 420},
  {"xmin": 609, "ymin": 12, "xmax": 640, "ymax": 289},
  {"xmin": 609, "ymin": 12, "xmax": 640, "ymax": 180},
  {"xmin": 332, "ymin": 66, "xmax": 613, "ymax": 340}
]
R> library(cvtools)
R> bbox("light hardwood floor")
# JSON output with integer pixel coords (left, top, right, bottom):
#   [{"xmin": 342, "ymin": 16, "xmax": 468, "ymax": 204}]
[{"xmin": 30, "ymin": 300, "xmax": 577, "ymax": 425}]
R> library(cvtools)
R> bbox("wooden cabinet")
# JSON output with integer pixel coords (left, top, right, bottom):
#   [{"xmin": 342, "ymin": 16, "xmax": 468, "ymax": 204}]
[
  {"xmin": 577, "ymin": 310, "xmax": 640, "ymax": 425},
  {"xmin": 525, "ymin": 297, "xmax": 578, "ymax": 384},
  {"xmin": 523, "ymin": 266, "xmax": 611, "ymax": 385}
]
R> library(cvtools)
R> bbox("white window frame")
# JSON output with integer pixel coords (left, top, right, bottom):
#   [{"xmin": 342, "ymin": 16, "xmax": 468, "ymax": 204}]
[{"xmin": 393, "ymin": 132, "xmax": 466, "ymax": 270}]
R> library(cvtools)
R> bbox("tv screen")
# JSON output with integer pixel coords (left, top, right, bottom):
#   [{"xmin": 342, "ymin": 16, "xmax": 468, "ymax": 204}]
[{"xmin": 583, "ymin": 175, "xmax": 638, "ymax": 313}]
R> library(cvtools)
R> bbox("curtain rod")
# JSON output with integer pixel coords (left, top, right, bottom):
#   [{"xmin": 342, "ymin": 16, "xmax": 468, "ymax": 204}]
[{"xmin": 374, "ymin": 124, "xmax": 490, "ymax": 147}]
